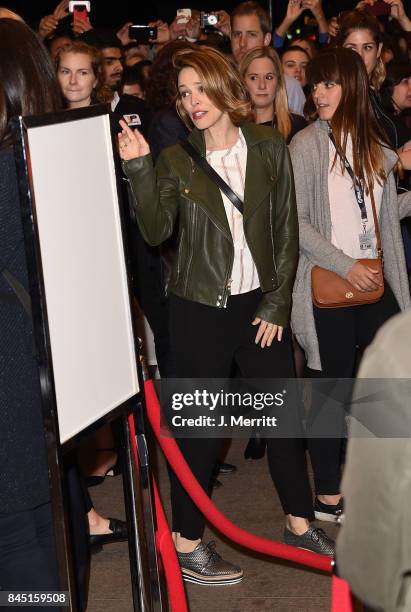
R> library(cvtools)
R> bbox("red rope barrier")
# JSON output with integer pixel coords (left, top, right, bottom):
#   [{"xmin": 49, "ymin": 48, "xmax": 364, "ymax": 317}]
[
  {"xmin": 143, "ymin": 379, "xmax": 332, "ymax": 574},
  {"xmin": 128, "ymin": 414, "xmax": 188, "ymax": 612},
  {"xmin": 331, "ymin": 576, "xmax": 354, "ymax": 612}
]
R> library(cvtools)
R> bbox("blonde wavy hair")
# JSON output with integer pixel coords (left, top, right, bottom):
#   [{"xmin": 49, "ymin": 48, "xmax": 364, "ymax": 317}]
[
  {"xmin": 239, "ymin": 46, "xmax": 291, "ymax": 141},
  {"xmin": 173, "ymin": 46, "xmax": 252, "ymax": 129}
]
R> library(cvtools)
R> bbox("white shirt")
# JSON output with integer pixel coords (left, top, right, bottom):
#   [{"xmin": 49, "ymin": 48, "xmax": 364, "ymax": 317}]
[
  {"xmin": 111, "ymin": 91, "xmax": 120, "ymax": 112},
  {"xmin": 328, "ymin": 137, "xmax": 383, "ymax": 259},
  {"xmin": 206, "ymin": 130, "xmax": 260, "ymax": 295},
  {"xmin": 285, "ymin": 75, "xmax": 305, "ymax": 116}
]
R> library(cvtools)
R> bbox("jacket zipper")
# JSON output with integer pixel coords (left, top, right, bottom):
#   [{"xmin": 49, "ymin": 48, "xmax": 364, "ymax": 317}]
[
  {"xmin": 176, "ymin": 228, "xmax": 185, "ymax": 280},
  {"xmin": 184, "ymin": 202, "xmax": 196, "ymax": 293},
  {"xmin": 269, "ymin": 194, "xmax": 278, "ymax": 281},
  {"xmin": 222, "ymin": 250, "xmax": 234, "ymax": 307}
]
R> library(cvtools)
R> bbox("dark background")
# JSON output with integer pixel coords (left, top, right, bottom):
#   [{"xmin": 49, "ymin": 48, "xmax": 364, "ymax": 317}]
[
  {"xmin": 3, "ymin": 1, "xmax": 356, "ymax": 29},
  {"xmin": 3, "ymin": 1, "xmax": 411, "ymax": 30}
]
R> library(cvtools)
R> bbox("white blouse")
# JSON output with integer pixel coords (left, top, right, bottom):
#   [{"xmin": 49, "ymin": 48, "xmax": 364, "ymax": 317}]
[
  {"xmin": 206, "ymin": 130, "xmax": 260, "ymax": 295},
  {"xmin": 328, "ymin": 137, "xmax": 383, "ymax": 259}
]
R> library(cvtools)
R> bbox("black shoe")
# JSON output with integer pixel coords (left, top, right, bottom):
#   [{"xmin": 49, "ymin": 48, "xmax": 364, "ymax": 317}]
[
  {"xmin": 89, "ymin": 518, "xmax": 128, "ymax": 553},
  {"xmin": 314, "ymin": 497, "xmax": 344, "ymax": 524},
  {"xmin": 85, "ymin": 449, "xmax": 120, "ymax": 488},
  {"xmin": 244, "ymin": 436, "xmax": 266, "ymax": 460},
  {"xmin": 217, "ymin": 462, "xmax": 237, "ymax": 475},
  {"xmin": 284, "ymin": 526, "xmax": 335, "ymax": 557}
]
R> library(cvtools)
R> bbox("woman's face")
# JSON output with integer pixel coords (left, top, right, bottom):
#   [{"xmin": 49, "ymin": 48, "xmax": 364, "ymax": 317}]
[
  {"xmin": 244, "ymin": 57, "xmax": 278, "ymax": 111},
  {"xmin": 392, "ymin": 77, "xmax": 411, "ymax": 112},
  {"xmin": 58, "ymin": 52, "xmax": 97, "ymax": 108},
  {"xmin": 281, "ymin": 49, "xmax": 309, "ymax": 87},
  {"xmin": 342, "ymin": 29, "xmax": 382, "ymax": 76},
  {"xmin": 178, "ymin": 66, "xmax": 226, "ymax": 131},
  {"xmin": 312, "ymin": 81, "xmax": 342, "ymax": 121}
]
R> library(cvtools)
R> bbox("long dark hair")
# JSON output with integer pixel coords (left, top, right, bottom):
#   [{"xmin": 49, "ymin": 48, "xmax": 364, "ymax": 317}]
[
  {"xmin": 380, "ymin": 62, "xmax": 411, "ymax": 114},
  {"xmin": 0, "ymin": 19, "xmax": 62, "ymax": 144},
  {"xmin": 305, "ymin": 47, "xmax": 387, "ymax": 191},
  {"xmin": 333, "ymin": 9, "xmax": 385, "ymax": 90}
]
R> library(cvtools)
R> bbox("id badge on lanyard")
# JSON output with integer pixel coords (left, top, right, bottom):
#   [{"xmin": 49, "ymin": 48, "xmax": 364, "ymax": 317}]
[{"xmin": 329, "ymin": 129, "xmax": 372, "ymax": 251}]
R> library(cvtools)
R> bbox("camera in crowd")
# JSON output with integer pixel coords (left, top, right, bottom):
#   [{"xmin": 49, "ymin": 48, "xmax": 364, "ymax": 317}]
[
  {"xmin": 68, "ymin": 1, "xmax": 90, "ymax": 21},
  {"xmin": 200, "ymin": 12, "xmax": 219, "ymax": 29},
  {"xmin": 128, "ymin": 24, "xmax": 158, "ymax": 44},
  {"xmin": 176, "ymin": 8, "xmax": 219, "ymax": 30},
  {"xmin": 369, "ymin": 1, "xmax": 391, "ymax": 17}
]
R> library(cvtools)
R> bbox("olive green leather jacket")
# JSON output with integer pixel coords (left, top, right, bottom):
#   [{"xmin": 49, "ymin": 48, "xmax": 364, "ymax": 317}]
[{"xmin": 123, "ymin": 123, "xmax": 298, "ymax": 327}]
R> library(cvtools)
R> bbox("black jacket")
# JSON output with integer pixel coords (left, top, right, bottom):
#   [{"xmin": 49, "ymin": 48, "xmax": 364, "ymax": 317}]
[{"xmin": 0, "ymin": 147, "xmax": 50, "ymax": 513}]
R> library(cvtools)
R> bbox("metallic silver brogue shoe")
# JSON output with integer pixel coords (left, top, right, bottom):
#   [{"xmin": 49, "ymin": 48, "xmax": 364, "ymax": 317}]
[
  {"xmin": 284, "ymin": 526, "xmax": 335, "ymax": 557},
  {"xmin": 177, "ymin": 541, "xmax": 243, "ymax": 585}
]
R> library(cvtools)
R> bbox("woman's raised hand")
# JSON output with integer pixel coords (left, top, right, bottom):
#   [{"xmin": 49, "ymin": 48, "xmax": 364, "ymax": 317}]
[
  {"xmin": 252, "ymin": 318, "xmax": 283, "ymax": 348},
  {"xmin": 346, "ymin": 261, "xmax": 382, "ymax": 292},
  {"xmin": 118, "ymin": 119, "xmax": 150, "ymax": 161}
]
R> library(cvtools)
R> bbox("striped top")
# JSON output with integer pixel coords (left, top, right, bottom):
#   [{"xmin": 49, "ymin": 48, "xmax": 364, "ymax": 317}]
[{"xmin": 206, "ymin": 130, "xmax": 260, "ymax": 295}]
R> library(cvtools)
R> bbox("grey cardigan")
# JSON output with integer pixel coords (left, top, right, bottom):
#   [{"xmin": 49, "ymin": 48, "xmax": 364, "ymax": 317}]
[{"xmin": 289, "ymin": 119, "xmax": 411, "ymax": 370}]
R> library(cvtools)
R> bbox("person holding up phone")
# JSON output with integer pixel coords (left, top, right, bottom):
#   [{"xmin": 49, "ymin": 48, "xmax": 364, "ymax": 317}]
[{"xmin": 274, "ymin": 0, "xmax": 329, "ymax": 49}]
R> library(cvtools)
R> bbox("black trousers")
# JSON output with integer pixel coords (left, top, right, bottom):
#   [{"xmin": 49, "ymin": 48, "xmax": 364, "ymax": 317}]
[
  {"xmin": 307, "ymin": 282, "xmax": 400, "ymax": 494},
  {"xmin": 0, "ymin": 503, "xmax": 59, "ymax": 597},
  {"xmin": 168, "ymin": 290, "xmax": 314, "ymax": 540},
  {"xmin": 0, "ymin": 463, "xmax": 89, "ymax": 611}
]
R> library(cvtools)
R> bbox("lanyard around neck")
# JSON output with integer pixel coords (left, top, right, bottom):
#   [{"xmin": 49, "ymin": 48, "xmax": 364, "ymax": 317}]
[
  {"xmin": 327, "ymin": 127, "xmax": 383, "ymax": 257},
  {"xmin": 328, "ymin": 130, "xmax": 368, "ymax": 223}
]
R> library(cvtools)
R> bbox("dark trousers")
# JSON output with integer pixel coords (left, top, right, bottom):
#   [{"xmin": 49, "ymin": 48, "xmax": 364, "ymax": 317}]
[
  {"xmin": 307, "ymin": 282, "xmax": 400, "ymax": 494},
  {"xmin": 0, "ymin": 502, "xmax": 58, "ymax": 593},
  {"xmin": 168, "ymin": 290, "xmax": 314, "ymax": 540},
  {"xmin": 0, "ymin": 463, "xmax": 89, "ymax": 611}
]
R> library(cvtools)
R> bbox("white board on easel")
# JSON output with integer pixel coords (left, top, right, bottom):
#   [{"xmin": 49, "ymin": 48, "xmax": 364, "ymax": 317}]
[{"xmin": 23, "ymin": 107, "xmax": 139, "ymax": 443}]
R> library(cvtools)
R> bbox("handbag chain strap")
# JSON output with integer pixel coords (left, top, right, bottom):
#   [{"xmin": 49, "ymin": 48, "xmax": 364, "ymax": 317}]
[
  {"xmin": 328, "ymin": 131, "xmax": 383, "ymax": 259},
  {"xmin": 181, "ymin": 140, "xmax": 244, "ymax": 215}
]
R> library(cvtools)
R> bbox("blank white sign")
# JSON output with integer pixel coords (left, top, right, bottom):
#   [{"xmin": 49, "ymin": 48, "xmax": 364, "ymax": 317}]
[{"xmin": 26, "ymin": 112, "xmax": 139, "ymax": 443}]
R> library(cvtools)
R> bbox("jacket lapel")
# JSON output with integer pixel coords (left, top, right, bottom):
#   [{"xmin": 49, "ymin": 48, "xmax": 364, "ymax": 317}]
[
  {"xmin": 184, "ymin": 129, "xmax": 232, "ymax": 239},
  {"xmin": 243, "ymin": 145, "xmax": 275, "ymax": 222},
  {"xmin": 184, "ymin": 124, "xmax": 275, "ymax": 233}
]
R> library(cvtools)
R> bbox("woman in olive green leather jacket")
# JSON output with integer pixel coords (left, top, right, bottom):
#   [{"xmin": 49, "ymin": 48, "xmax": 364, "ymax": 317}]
[{"xmin": 118, "ymin": 46, "xmax": 335, "ymax": 585}]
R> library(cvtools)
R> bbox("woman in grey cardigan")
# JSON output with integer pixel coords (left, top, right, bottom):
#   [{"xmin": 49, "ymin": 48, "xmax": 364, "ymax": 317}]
[{"xmin": 289, "ymin": 47, "xmax": 411, "ymax": 524}]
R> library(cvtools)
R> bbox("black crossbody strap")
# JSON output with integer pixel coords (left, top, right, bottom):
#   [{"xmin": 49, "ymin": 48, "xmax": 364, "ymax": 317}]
[{"xmin": 181, "ymin": 140, "xmax": 244, "ymax": 215}]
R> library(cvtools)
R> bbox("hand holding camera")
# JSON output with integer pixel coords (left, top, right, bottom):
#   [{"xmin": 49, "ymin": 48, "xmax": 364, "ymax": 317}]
[
  {"xmin": 213, "ymin": 10, "xmax": 231, "ymax": 37},
  {"xmin": 69, "ymin": 1, "xmax": 92, "ymax": 34},
  {"xmin": 356, "ymin": 0, "xmax": 400, "ymax": 17}
]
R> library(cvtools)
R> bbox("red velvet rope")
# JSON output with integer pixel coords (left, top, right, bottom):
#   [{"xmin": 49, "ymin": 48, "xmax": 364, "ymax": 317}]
[
  {"xmin": 331, "ymin": 576, "xmax": 354, "ymax": 612},
  {"xmin": 128, "ymin": 414, "xmax": 188, "ymax": 612},
  {"xmin": 129, "ymin": 379, "xmax": 353, "ymax": 612},
  {"xmin": 143, "ymin": 379, "xmax": 332, "ymax": 573}
]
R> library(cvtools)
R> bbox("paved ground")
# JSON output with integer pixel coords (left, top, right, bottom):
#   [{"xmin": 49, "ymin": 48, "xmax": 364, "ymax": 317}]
[{"xmin": 87, "ymin": 438, "xmax": 337, "ymax": 612}]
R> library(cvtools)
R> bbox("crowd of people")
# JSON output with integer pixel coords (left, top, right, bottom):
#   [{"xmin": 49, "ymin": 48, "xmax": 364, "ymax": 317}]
[{"xmin": 2, "ymin": 0, "xmax": 411, "ymax": 609}]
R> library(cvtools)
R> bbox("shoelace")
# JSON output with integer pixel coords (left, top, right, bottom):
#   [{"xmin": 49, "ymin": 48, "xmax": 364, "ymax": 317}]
[
  {"xmin": 204, "ymin": 541, "xmax": 222, "ymax": 567},
  {"xmin": 310, "ymin": 528, "xmax": 329, "ymax": 544}
]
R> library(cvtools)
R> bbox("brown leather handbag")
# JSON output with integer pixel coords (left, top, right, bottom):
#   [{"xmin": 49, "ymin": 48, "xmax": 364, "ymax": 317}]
[{"xmin": 311, "ymin": 187, "xmax": 384, "ymax": 308}]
